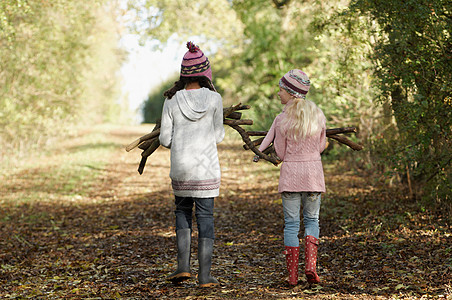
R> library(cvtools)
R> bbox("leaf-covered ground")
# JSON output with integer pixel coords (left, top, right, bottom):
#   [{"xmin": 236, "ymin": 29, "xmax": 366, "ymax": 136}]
[{"xmin": 0, "ymin": 124, "xmax": 450, "ymax": 299}]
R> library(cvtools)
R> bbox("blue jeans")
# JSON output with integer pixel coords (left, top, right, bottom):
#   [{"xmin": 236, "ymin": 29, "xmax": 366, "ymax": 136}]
[
  {"xmin": 281, "ymin": 192, "xmax": 321, "ymax": 247},
  {"xmin": 174, "ymin": 196, "xmax": 215, "ymax": 239}
]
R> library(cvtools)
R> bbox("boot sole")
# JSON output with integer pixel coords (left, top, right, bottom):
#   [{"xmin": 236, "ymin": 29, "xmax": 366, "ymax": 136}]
[
  {"xmin": 199, "ymin": 282, "xmax": 220, "ymax": 288},
  {"xmin": 305, "ymin": 272, "xmax": 320, "ymax": 284},
  {"xmin": 167, "ymin": 272, "xmax": 192, "ymax": 283}
]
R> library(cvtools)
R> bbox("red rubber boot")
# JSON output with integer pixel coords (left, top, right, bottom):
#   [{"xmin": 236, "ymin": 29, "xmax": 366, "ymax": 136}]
[
  {"xmin": 283, "ymin": 246, "xmax": 300, "ymax": 286},
  {"xmin": 304, "ymin": 235, "xmax": 320, "ymax": 284}
]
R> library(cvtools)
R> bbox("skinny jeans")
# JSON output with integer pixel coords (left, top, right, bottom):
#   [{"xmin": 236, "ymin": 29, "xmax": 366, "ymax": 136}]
[
  {"xmin": 281, "ymin": 192, "xmax": 321, "ymax": 247},
  {"xmin": 174, "ymin": 196, "xmax": 215, "ymax": 239}
]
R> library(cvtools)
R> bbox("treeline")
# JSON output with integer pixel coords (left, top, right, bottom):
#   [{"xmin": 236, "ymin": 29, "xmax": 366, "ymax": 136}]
[
  {"xmin": 0, "ymin": 0, "xmax": 127, "ymax": 158},
  {"xmin": 137, "ymin": 0, "xmax": 451, "ymax": 204}
]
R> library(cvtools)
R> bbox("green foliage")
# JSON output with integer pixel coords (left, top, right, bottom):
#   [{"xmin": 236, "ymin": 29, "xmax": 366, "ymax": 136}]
[
  {"xmin": 226, "ymin": 0, "xmax": 381, "ymax": 171},
  {"xmin": 0, "ymin": 0, "xmax": 126, "ymax": 158},
  {"xmin": 349, "ymin": 0, "xmax": 451, "ymax": 203},
  {"xmin": 141, "ymin": 74, "xmax": 178, "ymax": 123},
  {"xmin": 126, "ymin": 0, "xmax": 243, "ymax": 49},
  {"xmin": 227, "ymin": 0, "xmax": 316, "ymax": 129}
]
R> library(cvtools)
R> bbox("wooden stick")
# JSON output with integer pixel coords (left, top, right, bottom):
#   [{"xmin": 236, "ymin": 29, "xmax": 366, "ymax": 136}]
[
  {"xmin": 243, "ymin": 127, "xmax": 362, "ymax": 150},
  {"xmin": 127, "ymin": 103, "xmax": 363, "ymax": 171},
  {"xmin": 137, "ymin": 157, "xmax": 148, "ymax": 175},
  {"xmin": 138, "ymin": 137, "xmax": 157, "ymax": 150},
  {"xmin": 126, "ymin": 121, "xmax": 161, "ymax": 152},
  {"xmin": 246, "ymin": 131, "xmax": 268, "ymax": 136},
  {"xmin": 228, "ymin": 124, "xmax": 281, "ymax": 165},
  {"xmin": 328, "ymin": 134, "xmax": 364, "ymax": 151},
  {"xmin": 245, "ymin": 127, "xmax": 358, "ymax": 138},
  {"xmin": 326, "ymin": 127, "xmax": 357, "ymax": 135},
  {"xmin": 141, "ymin": 138, "xmax": 160, "ymax": 158},
  {"xmin": 262, "ymin": 145, "xmax": 275, "ymax": 155},
  {"xmin": 243, "ymin": 137, "xmax": 264, "ymax": 150},
  {"xmin": 230, "ymin": 104, "xmax": 250, "ymax": 111},
  {"xmin": 224, "ymin": 119, "xmax": 253, "ymax": 126},
  {"xmin": 138, "ymin": 138, "xmax": 161, "ymax": 174},
  {"xmin": 225, "ymin": 111, "xmax": 242, "ymax": 120},
  {"xmin": 223, "ymin": 103, "xmax": 250, "ymax": 118}
]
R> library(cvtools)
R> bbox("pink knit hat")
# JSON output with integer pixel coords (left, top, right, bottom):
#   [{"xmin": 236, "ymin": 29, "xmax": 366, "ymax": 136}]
[
  {"xmin": 279, "ymin": 69, "xmax": 310, "ymax": 99},
  {"xmin": 180, "ymin": 42, "xmax": 212, "ymax": 81}
]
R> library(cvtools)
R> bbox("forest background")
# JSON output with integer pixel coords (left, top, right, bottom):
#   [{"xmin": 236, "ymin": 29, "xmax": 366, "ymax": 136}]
[{"xmin": 1, "ymin": 0, "xmax": 450, "ymax": 208}]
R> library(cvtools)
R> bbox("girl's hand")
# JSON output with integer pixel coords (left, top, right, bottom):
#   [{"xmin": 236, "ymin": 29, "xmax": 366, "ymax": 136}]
[{"xmin": 253, "ymin": 155, "xmax": 260, "ymax": 162}]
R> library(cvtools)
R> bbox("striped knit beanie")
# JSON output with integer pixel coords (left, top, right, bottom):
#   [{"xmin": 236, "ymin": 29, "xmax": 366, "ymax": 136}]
[
  {"xmin": 180, "ymin": 41, "xmax": 212, "ymax": 81},
  {"xmin": 279, "ymin": 69, "xmax": 310, "ymax": 99}
]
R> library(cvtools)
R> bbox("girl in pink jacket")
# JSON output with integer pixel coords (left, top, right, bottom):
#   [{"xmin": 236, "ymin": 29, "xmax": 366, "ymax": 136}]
[{"xmin": 254, "ymin": 69, "xmax": 326, "ymax": 286}]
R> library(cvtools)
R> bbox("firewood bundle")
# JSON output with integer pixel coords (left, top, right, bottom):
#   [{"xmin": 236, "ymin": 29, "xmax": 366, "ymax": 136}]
[{"xmin": 126, "ymin": 103, "xmax": 363, "ymax": 174}]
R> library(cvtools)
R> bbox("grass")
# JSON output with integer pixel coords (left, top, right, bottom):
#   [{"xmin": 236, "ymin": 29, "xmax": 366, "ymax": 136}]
[{"xmin": 0, "ymin": 124, "xmax": 124, "ymax": 206}]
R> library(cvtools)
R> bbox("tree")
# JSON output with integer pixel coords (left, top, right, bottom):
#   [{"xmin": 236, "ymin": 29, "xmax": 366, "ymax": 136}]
[
  {"xmin": 125, "ymin": 0, "xmax": 243, "ymax": 50},
  {"xmin": 141, "ymin": 74, "xmax": 178, "ymax": 123},
  {"xmin": 229, "ymin": 0, "xmax": 378, "ymax": 133},
  {"xmin": 348, "ymin": 0, "xmax": 452, "ymax": 203},
  {"xmin": 0, "ymin": 0, "xmax": 126, "ymax": 158}
]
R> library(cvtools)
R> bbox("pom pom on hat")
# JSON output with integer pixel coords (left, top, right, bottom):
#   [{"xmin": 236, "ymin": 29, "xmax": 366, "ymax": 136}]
[
  {"xmin": 279, "ymin": 69, "xmax": 310, "ymax": 99},
  {"xmin": 180, "ymin": 41, "xmax": 212, "ymax": 81},
  {"xmin": 186, "ymin": 41, "xmax": 200, "ymax": 53}
]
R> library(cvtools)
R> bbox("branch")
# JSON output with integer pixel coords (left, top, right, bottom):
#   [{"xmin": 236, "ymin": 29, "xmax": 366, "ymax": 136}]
[
  {"xmin": 141, "ymin": 138, "xmax": 160, "ymax": 158},
  {"xmin": 138, "ymin": 137, "xmax": 157, "ymax": 150},
  {"xmin": 223, "ymin": 103, "xmax": 250, "ymax": 119},
  {"xmin": 243, "ymin": 137, "xmax": 264, "ymax": 150},
  {"xmin": 126, "ymin": 103, "xmax": 363, "ymax": 173},
  {"xmin": 242, "ymin": 127, "xmax": 363, "ymax": 151},
  {"xmin": 246, "ymin": 131, "xmax": 268, "ymax": 136},
  {"xmin": 138, "ymin": 138, "xmax": 160, "ymax": 174},
  {"xmin": 225, "ymin": 111, "xmax": 242, "ymax": 120},
  {"xmin": 125, "ymin": 121, "xmax": 161, "ymax": 152},
  {"xmin": 229, "ymin": 124, "xmax": 281, "ymax": 165},
  {"xmin": 224, "ymin": 119, "xmax": 253, "ymax": 126},
  {"xmin": 137, "ymin": 157, "xmax": 148, "ymax": 175},
  {"xmin": 326, "ymin": 127, "xmax": 357, "ymax": 135},
  {"xmin": 328, "ymin": 134, "xmax": 364, "ymax": 151}
]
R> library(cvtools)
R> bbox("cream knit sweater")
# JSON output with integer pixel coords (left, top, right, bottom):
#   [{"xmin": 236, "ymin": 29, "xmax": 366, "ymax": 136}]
[{"xmin": 159, "ymin": 88, "xmax": 225, "ymax": 198}]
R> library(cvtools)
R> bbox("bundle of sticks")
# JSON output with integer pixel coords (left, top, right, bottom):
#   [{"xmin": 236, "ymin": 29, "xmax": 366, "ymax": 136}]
[{"xmin": 126, "ymin": 103, "xmax": 363, "ymax": 174}]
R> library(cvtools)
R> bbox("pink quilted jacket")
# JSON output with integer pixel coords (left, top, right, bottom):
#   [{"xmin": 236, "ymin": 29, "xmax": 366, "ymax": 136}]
[{"xmin": 258, "ymin": 108, "xmax": 327, "ymax": 193}]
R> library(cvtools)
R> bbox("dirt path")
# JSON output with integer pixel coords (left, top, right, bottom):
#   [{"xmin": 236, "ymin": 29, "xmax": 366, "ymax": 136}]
[{"xmin": 0, "ymin": 125, "xmax": 450, "ymax": 299}]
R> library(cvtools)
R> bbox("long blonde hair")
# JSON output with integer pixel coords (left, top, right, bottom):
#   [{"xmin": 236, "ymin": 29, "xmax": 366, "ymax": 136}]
[{"xmin": 280, "ymin": 98, "xmax": 324, "ymax": 141}]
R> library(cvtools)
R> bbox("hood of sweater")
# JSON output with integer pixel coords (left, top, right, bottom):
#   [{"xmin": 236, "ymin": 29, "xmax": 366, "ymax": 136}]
[{"xmin": 175, "ymin": 88, "xmax": 210, "ymax": 121}]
